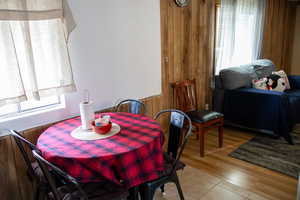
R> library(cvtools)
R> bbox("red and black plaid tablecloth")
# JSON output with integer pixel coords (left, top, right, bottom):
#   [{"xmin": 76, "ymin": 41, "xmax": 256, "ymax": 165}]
[{"xmin": 37, "ymin": 112, "xmax": 164, "ymax": 188}]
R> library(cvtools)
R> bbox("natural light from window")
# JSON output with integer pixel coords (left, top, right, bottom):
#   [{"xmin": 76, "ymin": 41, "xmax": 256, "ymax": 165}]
[
  {"xmin": 0, "ymin": 20, "xmax": 67, "ymax": 120},
  {"xmin": 0, "ymin": 96, "xmax": 61, "ymax": 119},
  {"xmin": 215, "ymin": 7, "xmax": 257, "ymax": 70},
  {"xmin": 215, "ymin": 0, "xmax": 265, "ymax": 74}
]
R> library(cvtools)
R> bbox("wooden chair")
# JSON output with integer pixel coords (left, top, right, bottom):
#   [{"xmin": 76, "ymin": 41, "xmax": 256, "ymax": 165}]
[
  {"xmin": 114, "ymin": 99, "xmax": 146, "ymax": 115},
  {"xmin": 139, "ymin": 109, "xmax": 193, "ymax": 200},
  {"xmin": 171, "ymin": 79, "xmax": 224, "ymax": 157},
  {"xmin": 32, "ymin": 150, "xmax": 129, "ymax": 200}
]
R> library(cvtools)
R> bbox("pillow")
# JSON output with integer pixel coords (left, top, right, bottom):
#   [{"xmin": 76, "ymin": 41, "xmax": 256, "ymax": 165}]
[
  {"xmin": 266, "ymin": 74, "xmax": 286, "ymax": 92},
  {"xmin": 220, "ymin": 65, "xmax": 257, "ymax": 90},
  {"xmin": 253, "ymin": 65, "xmax": 274, "ymax": 79},
  {"xmin": 252, "ymin": 59, "xmax": 276, "ymax": 79},
  {"xmin": 252, "ymin": 78, "xmax": 268, "ymax": 90},
  {"xmin": 252, "ymin": 74, "xmax": 286, "ymax": 92},
  {"xmin": 272, "ymin": 70, "xmax": 290, "ymax": 90}
]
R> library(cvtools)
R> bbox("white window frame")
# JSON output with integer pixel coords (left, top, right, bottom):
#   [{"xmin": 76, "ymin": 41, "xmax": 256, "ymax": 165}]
[{"xmin": 0, "ymin": 95, "xmax": 65, "ymax": 122}]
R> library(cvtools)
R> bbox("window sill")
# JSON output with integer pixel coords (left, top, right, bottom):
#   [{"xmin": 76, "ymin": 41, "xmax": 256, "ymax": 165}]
[
  {"xmin": 0, "ymin": 100, "xmax": 66, "ymax": 137},
  {"xmin": 0, "ymin": 103, "xmax": 65, "ymax": 123}
]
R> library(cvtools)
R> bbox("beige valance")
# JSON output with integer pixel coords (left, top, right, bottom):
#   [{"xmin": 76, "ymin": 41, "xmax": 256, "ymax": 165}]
[{"xmin": 0, "ymin": 0, "xmax": 75, "ymax": 38}]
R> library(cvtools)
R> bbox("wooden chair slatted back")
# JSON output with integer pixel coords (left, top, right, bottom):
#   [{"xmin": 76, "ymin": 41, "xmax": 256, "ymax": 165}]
[{"xmin": 172, "ymin": 79, "xmax": 197, "ymax": 112}]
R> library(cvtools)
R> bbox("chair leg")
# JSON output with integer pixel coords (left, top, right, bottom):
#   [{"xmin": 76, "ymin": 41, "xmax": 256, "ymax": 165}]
[
  {"xmin": 194, "ymin": 125, "xmax": 199, "ymax": 140},
  {"xmin": 174, "ymin": 173, "xmax": 184, "ymax": 200},
  {"xmin": 34, "ymin": 184, "xmax": 48, "ymax": 200},
  {"xmin": 160, "ymin": 185, "xmax": 165, "ymax": 194},
  {"xmin": 284, "ymin": 134, "xmax": 294, "ymax": 145},
  {"xmin": 39, "ymin": 186, "xmax": 49, "ymax": 200},
  {"xmin": 218, "ymin": 125, "xmax": 223, "ymax": 148},
  {"xmin": 199, "ymin": 128, "xmax": 205, "ymax": 157},
  {"xmin": 34, "ymin": 187, "xmax": 40, "ymax": 200},
  {"xmin": 128, "ymin": 186, "xmax": 139, "ymax": 200},
  {"xmin": 140, "ymin": 186, "xmax": 154, "ymax": 200}
]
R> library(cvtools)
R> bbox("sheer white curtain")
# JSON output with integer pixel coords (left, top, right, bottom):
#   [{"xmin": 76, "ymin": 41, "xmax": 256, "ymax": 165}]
[
  {"xmin": 0, "ymin": 0, "xmax": 76, "ymax": 107},
  {"xmin": 215, "ymin": 0, "xmax": 266, "ymax": 74}
]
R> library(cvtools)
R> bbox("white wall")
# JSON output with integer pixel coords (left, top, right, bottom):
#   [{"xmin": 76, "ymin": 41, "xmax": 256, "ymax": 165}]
[
  {"xmin": 291, "ymin": 6, "xmax": 300, "ymax": 75},
  {"xmin": 0, "ymin": 0, "xmax": 161, "ymax": 131}
]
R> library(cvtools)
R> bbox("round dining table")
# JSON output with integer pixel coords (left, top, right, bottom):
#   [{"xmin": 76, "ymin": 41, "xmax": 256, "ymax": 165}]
[{"xmin": 37, "ymin": 112, "xmax": 165, "ymax": 188}]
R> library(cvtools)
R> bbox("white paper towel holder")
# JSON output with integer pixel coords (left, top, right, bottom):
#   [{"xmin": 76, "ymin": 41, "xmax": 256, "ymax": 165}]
[{"xmin": 80, "ymin": 90, "xmax": 95, "ymax": 130}]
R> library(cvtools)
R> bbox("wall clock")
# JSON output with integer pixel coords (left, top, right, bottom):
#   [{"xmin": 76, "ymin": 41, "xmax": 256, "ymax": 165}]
[{"xmin": 175, "ymin": 0, "xmax": 189, "ymax": 7}]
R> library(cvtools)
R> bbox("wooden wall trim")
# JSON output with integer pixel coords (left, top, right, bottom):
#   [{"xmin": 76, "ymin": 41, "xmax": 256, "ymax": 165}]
[{"xmin": 160, "ymin": 0, "xmax": 216, "ymax": 110}]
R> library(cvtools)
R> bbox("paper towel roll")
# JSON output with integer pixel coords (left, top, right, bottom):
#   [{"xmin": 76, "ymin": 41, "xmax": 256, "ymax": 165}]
[{"xmin": 80, "ymin": 101, "xmax": 95, "ymax": 130}]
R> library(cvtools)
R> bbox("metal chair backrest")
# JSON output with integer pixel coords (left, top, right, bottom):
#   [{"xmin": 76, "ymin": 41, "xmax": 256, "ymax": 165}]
[
  {"xmin": 32, "ymin": 150, "xmax": 88, "ymax": 200},
  {"xmin": 171, "ymin": 79, "xmax": 197, "ymax": 112},
  {"xmin": 154, "ymin": 109, "xmax": 192, "ymax": 175},
  {"xmin": 115, "ymin": 99, "xmax": 146, "ymax": 115},
  {"xmin": 10, "ymin": 130, "xmax": 38, "ymax": 180}
]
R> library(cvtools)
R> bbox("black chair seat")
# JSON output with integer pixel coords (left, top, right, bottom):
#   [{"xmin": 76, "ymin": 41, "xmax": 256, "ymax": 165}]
[
  {"xmin": 49, "ymin": 182, "xmax": 128, "ymax": 200},
  {"xmin": 187, "ymin": 110, "xmax": 223, "ymax": 123},
  {"xmin": 158, "ymin": 153, "xmax": 185, "ymax": 177}
]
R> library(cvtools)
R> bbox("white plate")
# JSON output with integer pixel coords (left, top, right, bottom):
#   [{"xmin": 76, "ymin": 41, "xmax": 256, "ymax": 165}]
[{"xmin": 70, "ymin": 123, "xmax": 121, "ymax": 141}]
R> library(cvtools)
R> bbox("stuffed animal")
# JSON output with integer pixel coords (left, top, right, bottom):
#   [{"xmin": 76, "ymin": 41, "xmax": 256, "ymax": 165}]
[
  {"xmin": 252, "ymin": 78, "xmax": 268, "ymax": 90},
  {"xmin": 266, "ymin": 74, "xmax": 286, "ymax": 92}
]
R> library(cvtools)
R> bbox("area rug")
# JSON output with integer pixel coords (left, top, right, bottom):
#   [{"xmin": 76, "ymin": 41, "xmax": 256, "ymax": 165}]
[{"xmin": 229, "ymin": 125, "xmax": 300, "ymax": 179}]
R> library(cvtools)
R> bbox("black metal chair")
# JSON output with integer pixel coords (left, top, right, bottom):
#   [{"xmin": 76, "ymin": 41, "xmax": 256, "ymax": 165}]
[
  {"xmin": 32, "ymin": 150, "xmax": 129, "ymax": 200},
  {"xmin": 114, "ymin": 99, "xmax": 146, "ymax": 115},
  {"xmin": 114, "ymin": 99, "xmax": 147, "ymax": 199},
  {"xmin": 10, "ymin": 130, "xmax": 51, "ymax": 200},
  {"xmin": 10, "ymin": 130, "xmax": 37, "ymax": 178},
  {"xmin": 139, "ymin": 109, "xmax": 192, "ymax": 200}
]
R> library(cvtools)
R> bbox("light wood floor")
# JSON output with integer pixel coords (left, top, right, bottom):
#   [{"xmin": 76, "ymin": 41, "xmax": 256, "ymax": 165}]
[{"xmin": 156, "ymin": 127, "xmax": 298, "ymax": 200}]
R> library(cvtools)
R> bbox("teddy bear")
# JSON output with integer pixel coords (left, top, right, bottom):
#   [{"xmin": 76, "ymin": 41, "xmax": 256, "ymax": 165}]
[{"xmin": 266, "ymin": 74, "xmax": 286, "ymax": 92}]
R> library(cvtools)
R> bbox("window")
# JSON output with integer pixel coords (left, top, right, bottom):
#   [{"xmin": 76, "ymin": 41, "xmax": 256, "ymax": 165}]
[
  {"xmin": 215, "ymin": 0, "xmax": 266, "ymax": 74},
  {"xmin": 0, "ymin": 96, "xmax": 61, "ymax": 119},
  {"xmin": 0, "ymin": 0, "xmax": 76, "ymax": 119}
]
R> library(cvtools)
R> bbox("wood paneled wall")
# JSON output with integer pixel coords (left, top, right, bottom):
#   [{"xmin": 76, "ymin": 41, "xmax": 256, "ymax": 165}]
[
  {"xmin": 0, "ymin": 135, "xmax": 25, "ymax": 200},
  {"xmin": 160, "ymin": 0, "xmax": 216, "ymax": 110},
  {"xmin": 0, "ymin": 1, "xmax": 216, "ymax": 199},
  {"xmin": 262, "ymin": 0, "xmax": 297, "ymax": 73}
]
